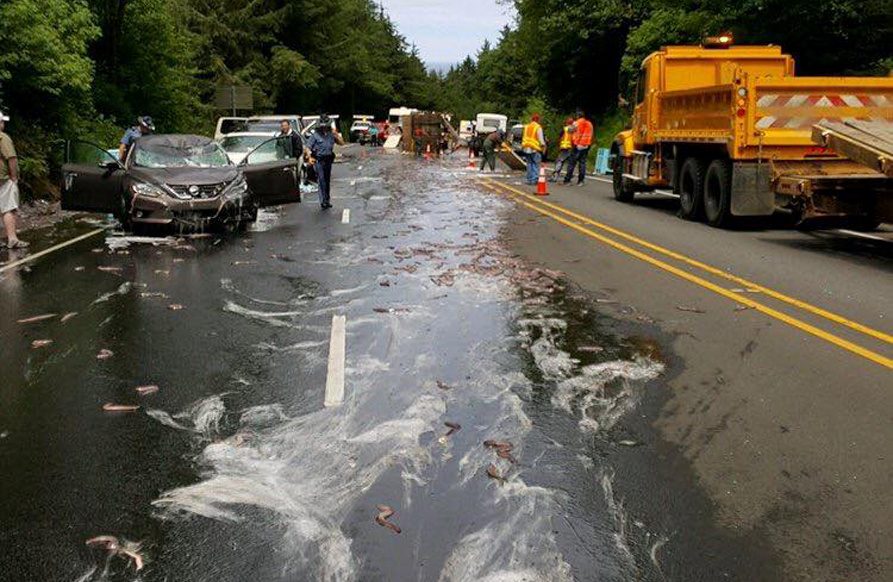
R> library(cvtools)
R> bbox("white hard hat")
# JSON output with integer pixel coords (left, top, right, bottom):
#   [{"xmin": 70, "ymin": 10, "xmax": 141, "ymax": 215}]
[{"xmin": 0, "ymin": 111, "xmax": 9, "ymax": 122}]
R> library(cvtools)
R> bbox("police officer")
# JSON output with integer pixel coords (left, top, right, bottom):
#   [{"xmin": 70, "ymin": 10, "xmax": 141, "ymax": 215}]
[
  {"xmin": 118, "ymin": 116, "xmax": 154, "ymax": 162},
  {"xmin": 303, "ymin": 115, "xmax": 344, "ymax": 210}
]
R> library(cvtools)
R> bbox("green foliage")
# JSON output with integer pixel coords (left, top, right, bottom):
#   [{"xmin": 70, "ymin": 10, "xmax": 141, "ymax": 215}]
[
  {"xmin": 0, "ymin": 0, "xmax": 99, "ymax": 118},
  {"xmin": 621, "ymin": 7, "xmax": 724, "ymax": 83}
]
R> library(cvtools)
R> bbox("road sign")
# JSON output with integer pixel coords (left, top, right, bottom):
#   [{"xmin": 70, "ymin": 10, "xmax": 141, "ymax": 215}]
[{"xmin": 213, "ymin": 86, "xmax": 253, "ymax": 114}]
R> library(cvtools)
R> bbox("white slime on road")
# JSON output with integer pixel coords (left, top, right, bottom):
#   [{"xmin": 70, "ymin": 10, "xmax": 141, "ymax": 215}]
[{"xmin": 148, "ymin": 162, "xmax": 661, "ymax": 580}]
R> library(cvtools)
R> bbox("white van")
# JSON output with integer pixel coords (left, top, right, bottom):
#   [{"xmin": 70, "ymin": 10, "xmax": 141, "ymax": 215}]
[{"xmin": 475, "ymin": 113, "xmax": 507, "ymax": 135}]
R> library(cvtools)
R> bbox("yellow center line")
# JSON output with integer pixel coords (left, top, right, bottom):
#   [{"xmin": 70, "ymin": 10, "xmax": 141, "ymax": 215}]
[
  {"xmin": 478, "ymin": 181, "xmax": 893, "ymax": 370},
  {"xmin": 0, "ymin": 228, "xmax": 106, "ymax": 274},
  {"xmin": 484, "ymin": 179, "xmax": 893, "ymax": 347}
]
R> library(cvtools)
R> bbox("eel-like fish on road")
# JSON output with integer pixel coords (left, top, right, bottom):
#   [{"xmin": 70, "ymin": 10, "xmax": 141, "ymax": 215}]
[
  {"xmin": 444, "ymin": 421, "xmax": 461, "ymax": 436},
  {"xmin": 484, "ymin": 440, "xmax": 517, "ymax": 464},
  {"xmin": 102, "ymin": 403, "xmax": 140, "ymax": 412},
  {"xmin": 375, "ymin": 505, "xmax": 402, "ymax": 534},
  {"xmin": 17, "ymin": 314, "xmax": 58, "ymax": 324}
]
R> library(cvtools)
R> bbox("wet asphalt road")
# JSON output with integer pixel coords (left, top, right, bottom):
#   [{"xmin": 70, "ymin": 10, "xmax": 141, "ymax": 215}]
[
  {"xmin": 0, "ymin": 150, "xmax": 721, "ymax": 582},
  {"xmin": 3, "ymin": 148, "xmax": 889, "ymax": 581}
]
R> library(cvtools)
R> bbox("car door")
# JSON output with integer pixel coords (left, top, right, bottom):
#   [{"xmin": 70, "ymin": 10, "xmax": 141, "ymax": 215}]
[
  {"xmin": 61, "ymin": 141, "xmax": 125, "ymax": 213},
  {"xmin": 240, "ymin": 136, "xmax": 300, "ymax": 207}
]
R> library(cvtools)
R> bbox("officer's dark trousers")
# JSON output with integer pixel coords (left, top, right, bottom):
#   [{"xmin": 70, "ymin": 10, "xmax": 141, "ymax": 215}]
[{"xmin": 315, "ymin": 154, "xmax": 335, "ymax": 207}]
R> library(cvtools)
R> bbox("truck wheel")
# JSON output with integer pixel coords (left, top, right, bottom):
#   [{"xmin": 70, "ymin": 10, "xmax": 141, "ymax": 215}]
[
  {"xmin": 613, "ymin": 155, "xmax": 635, "ymax": 202},
  {"xmin": 704, "ymin": 159, "xmax": 734, "ymax": 228},
  {"xmin": 679, "ymin": 158, "xmax": 706, "ymax": 221}
]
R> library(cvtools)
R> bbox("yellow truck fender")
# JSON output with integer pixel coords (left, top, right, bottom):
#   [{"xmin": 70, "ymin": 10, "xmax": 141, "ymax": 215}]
[{"xmin": 612, "ymin": 130, "xmax": 636, "ymax": 158}]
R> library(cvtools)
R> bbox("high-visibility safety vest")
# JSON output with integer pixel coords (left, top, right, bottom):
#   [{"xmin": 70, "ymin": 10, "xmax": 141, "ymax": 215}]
[
  {"xmin": 572, "ymin": 118, "xmax": 594, "ymax": 147},
  {"xmin": 522, "ymin": 122, "xmax": 544, "ymax": 152},
  {"xmin": 559, "ymin": 127, "xmax": 573, "ymax": 149}
]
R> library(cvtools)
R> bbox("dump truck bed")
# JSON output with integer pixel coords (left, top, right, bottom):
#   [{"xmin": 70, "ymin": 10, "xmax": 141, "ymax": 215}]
[{"xmin": 653, "ymin": 76, "xmax": 893, "ymax": 160}]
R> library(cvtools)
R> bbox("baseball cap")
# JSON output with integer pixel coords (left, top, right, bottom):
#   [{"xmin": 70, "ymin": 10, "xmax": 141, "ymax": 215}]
[{"xmin": 0, "ymin": 111, "xmax": 9, "ymax": 122}]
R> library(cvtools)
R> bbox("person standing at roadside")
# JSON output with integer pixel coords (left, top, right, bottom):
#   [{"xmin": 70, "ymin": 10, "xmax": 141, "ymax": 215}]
[
  {"xmin": 521, "ymin": 114, "xmax": 546, "ymax": 185},
  {"xmin": 550, "ymin": 117, "xmax": 575, "ymax": 182},
  {"xmin": 118, "ymin": 116, "xmax": 154, "ymax": 162},
  {"xmin": 479, "ymin": 129, "xmax": 504, "ymax": 173},
  {"xmin": 0, "ymin": 111, "xmax": 28, "ymax": 249},
  {"xmin": 303, "ymin": 114, "xmax": 344, "ymax": 210},
  {"xmin": 277, "ymin": 119, "xmax": 303, "ymax": 159},
  {"xmin": 563, "ymin": 110, "xmax": 594, "ymax": 185}
]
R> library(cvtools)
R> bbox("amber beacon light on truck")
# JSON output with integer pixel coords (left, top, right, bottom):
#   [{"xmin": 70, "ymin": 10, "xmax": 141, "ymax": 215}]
[{"xmin": 611, "ymin": 40, "xmax": 893, "ymax": 230}]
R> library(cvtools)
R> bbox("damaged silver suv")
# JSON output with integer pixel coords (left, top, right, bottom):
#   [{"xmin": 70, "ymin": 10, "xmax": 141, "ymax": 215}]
[{"xmin": 61, "ymin": 134, "xmax": 301, "ymax": 231}]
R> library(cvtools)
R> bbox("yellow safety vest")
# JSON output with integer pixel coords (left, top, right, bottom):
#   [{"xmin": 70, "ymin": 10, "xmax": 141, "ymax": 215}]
[
  {"xmin": 522, "ymin": 122, "xmax": 544, "ymax": 152},
  {"xmin": 559, "ymin": 127, "xmax": 573, "ymax": 149}
]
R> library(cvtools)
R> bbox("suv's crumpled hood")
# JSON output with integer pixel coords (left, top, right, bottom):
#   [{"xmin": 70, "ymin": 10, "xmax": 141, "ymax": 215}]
[{"xmin": 128, "ymin": 166, "xmax": 240, "ymax": 186}]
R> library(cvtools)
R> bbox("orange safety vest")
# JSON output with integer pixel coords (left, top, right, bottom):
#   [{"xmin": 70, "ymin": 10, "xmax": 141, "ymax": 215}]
[
  {"xmin": 559, "ymin": 127, "xmax": 573, "ymax": 149},
  {"xmin": 572, "ymin": 118, "xmax": 594, "ymax": 147},
  {"xmin": 522, "ymin": 121, "xmax": 544, "ymax": 152}
]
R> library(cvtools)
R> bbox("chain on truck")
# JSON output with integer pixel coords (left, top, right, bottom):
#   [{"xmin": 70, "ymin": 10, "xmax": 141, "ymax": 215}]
[{"xmin": 611, "ymin": 34, "xmax": 893, "ymax": 230}]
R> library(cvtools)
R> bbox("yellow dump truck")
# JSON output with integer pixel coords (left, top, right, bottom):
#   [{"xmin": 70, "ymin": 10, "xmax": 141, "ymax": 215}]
[{"xmin": 612, "ymin": 37, "xmax": 893, "ymax": 229}]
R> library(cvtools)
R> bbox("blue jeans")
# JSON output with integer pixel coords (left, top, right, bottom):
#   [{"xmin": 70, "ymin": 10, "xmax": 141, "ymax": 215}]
[
  {"xmin": 525, "ymin": 151, "xmax": 542, "ymax": 184},
  {"xmin": 315, "ymin": 155, "xmax": 334, "ymax": 206},
  {"xmin": 564, "ymin": 147, "xmax": 590, "ymax": 183}
]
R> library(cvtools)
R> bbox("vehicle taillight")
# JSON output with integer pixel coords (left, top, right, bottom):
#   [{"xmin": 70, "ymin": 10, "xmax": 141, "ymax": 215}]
[{"xmin": 736, "ymin": 108, "xmax": 746, "ymax": 118}]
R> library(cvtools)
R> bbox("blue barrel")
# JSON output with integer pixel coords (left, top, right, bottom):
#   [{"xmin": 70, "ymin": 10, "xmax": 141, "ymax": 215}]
[{"xmin": 595, "ymin": 148, "xmax": 611, "ymax": 175}]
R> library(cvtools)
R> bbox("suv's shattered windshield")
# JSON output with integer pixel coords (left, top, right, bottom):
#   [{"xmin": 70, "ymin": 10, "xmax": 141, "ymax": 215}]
[{"xmin": 134, "ymin": 136, "xmax": 231, "ymax": 168}]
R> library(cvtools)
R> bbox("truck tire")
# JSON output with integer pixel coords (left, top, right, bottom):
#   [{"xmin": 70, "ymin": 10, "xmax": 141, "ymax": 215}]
[
  {"xmin": 612, "ymin": 152, "xmax": 635, "ymax": 202},
  {"xmin": 704, "ymin": 159, "xmax": 734, "ymax": 228},
  {"xmin": 679, "ymin": 158, "xmax": 706, "ymax": 221}
]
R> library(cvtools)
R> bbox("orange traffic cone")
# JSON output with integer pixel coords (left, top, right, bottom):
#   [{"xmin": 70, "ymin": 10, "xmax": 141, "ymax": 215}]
[
  {"xmin": 467, "ymin": 149, "xmax": 476, "ymax": 169},
  {"xmin": 424, "ymin": 144, "xmax": 432, "ymax": 161},
  {"xmin": 536, "ymin": 167, "xmax": 548, "ymax": 196}
]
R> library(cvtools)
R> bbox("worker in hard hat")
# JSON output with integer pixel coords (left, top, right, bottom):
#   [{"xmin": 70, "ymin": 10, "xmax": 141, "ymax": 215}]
[
  {"xmin": 563, "ymin": 110, "xmax": 594, "ymax": 185},
  {"xmin": 521, "ymin": 114, "xmax": 546, "ymax": 185},
  {"xmin": 550, "ymin": 117, "xmax": 575, "ymax": 182}
]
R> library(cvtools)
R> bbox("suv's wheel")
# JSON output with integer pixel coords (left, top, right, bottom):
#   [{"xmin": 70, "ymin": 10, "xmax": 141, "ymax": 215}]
[
  {"xmin": 116, "ymin": 194, "xmax": 133, "ymax": 232},
  {"xmin": 679, "ymin": 158, "xmax": 706, "ymax": 221},
  {"xmin": 612, "ymin": 151, "xmax": 635, "ymax": 202},
  {"xmin": 704, "ymin": 159, "xmax": 733, "ymax": 228}
]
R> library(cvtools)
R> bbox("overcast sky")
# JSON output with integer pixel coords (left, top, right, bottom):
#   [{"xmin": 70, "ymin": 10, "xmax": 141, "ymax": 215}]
[{"xmin": 379, "ymin": 0, "xmax": 514, "ymax": 66}]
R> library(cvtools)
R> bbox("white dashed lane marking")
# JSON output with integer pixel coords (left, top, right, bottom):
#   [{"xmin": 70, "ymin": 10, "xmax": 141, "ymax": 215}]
[{"xmin": 324, "ymin": 315, "xmax": 347, "ymax": 407}]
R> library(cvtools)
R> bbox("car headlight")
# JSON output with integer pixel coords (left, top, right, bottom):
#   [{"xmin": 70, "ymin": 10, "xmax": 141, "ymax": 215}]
[{"xmin": 131, "ymin": 182, "xmax": 169, "ymax": 198}]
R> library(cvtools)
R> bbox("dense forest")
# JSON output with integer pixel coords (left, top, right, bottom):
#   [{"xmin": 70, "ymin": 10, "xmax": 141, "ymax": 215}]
[{"xmin": 0, "ymin": 0, "xmax": 890, "ymax": 195}]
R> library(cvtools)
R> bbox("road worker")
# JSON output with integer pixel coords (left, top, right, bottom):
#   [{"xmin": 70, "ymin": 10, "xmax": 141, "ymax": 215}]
[
  {"xmin": 550, "ymin": 117, "xmax": 575, "ymax": 182},
  {"xmin": 521, "ymin": 114, "xmax": 546, "ymax": 185},
  {"xmin": 479, "ymin": 129, "xmax": 505, "ymax": 173},
  {"xmin": 563, "ymin": 110, "xmax": 594, "ymax": 185}
]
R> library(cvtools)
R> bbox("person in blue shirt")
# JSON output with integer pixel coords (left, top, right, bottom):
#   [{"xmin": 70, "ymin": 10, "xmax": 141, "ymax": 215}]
[
  {"xmin": 118, "ymin": 116, "xmax": 154, "ymax": 161},
  {"xmin": 303, "ymin": 115, "xmax": 344, "ymax": 210}
]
